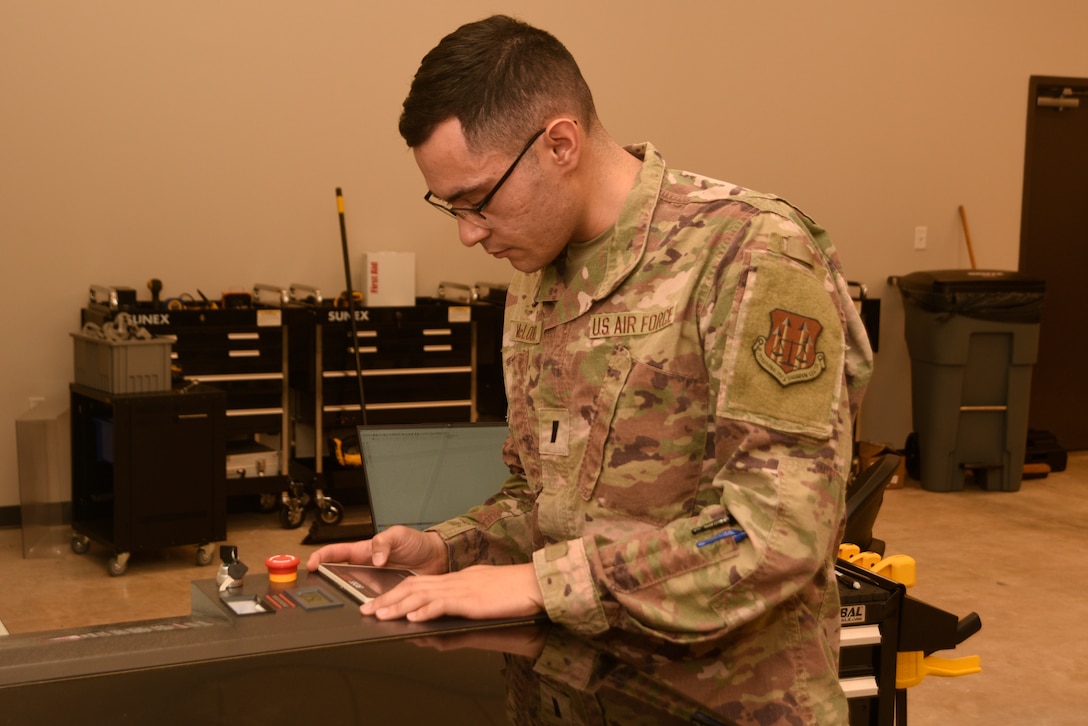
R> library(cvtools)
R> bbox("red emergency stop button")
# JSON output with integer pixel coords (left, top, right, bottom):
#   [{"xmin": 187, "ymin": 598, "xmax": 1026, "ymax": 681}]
[{"xmin": 265, "ymin": 554, "xmax": 300, "ymax": 583}]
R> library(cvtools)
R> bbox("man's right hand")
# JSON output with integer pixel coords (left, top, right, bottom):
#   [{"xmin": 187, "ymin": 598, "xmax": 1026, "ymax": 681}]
[{"xmin": 304, "ymin": 525, "xmax": 450, "ymax": 576}]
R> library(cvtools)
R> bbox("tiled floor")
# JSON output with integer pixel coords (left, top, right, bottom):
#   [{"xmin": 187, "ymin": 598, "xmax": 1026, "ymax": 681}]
[{"xmin": 1, "ymin": 452, "xmax": 1085, "ymax": 724}]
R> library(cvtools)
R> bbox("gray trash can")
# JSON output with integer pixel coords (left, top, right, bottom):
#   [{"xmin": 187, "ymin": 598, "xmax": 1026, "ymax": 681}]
[{"xmin": 899, "ymin": 269, "xmax": 1045, "ymax": 492}]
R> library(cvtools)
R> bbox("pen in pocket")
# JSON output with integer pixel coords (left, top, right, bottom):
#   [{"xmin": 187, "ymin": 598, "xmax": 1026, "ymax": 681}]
[
  {"xmin": 691, "ymin": 516, "xmax": 734, "ymax": 535},
  {"xmin": 696, "ymin": 528, "xmax": 748, "ymax": 548}
]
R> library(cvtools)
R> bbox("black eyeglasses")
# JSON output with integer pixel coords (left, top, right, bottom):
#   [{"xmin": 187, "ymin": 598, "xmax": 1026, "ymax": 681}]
[{"xmin": 423, "ymin": 128, "xmax": 546, "ymax": 229}]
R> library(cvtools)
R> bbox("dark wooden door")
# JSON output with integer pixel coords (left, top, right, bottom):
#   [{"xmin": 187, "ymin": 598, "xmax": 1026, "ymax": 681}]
[{"xmin": 1019, "ymin": 76, "xmax": 1088, "ymax": 450}]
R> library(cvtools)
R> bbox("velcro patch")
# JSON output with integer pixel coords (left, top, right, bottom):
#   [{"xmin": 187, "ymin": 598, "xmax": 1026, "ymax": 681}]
[
  {"xmin": 539, "ymin": 409, "xmax": 570, "ymax": 456},
  {"xmin": 723, "ymin": 252, "xmax": 843, "ymax": 438},
  {"xmin": 588, "ymin": 307, "xmax": 675, "ymax": 339},
  {"xmin": 509, "ymin": 318, "xmax": 543, "ymax": 344}
]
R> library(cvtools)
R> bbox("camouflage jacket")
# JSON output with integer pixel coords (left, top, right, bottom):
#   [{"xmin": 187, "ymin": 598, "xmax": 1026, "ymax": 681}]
[
  {"xmin": 432, "ymin": 143, "xmax": 872, "ymax": 724},
  {"xmin": 505, "ymin": 626, "xmax": 736, "ymax": 725}
]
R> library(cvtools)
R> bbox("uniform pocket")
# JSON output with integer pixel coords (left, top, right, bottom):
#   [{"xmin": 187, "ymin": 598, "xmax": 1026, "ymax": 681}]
[
  {"xmin": 585, "ymin": 346, "xmax": 709, "ymax": 526},
  {"xmin": 502, "ymin": 348, "xmax": 543, "ymax": 493}
]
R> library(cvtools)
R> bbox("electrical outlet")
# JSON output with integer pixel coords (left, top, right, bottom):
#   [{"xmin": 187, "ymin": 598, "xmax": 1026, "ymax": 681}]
[
  {"xmin": 914, "ymin": 226, "xmax": 927, "ymax": 250},
  {"xmin": 27, "ymin": 396, "xmax": 45, "ymax": 410}
]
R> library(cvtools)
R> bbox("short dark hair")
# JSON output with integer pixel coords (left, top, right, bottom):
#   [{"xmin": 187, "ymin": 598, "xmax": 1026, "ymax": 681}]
[{"xmin": 398, "ymin": 15, "xmax": 597, "ymax": 152}]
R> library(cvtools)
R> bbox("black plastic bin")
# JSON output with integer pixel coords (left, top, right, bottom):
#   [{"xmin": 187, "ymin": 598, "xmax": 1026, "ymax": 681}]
[{"xmin": 898, "ymin": 270, "xmax": 1045, "ymax": 492}]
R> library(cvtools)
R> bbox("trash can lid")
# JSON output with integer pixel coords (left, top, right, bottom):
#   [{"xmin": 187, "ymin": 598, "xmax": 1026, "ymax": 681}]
[
  {"xmin": 899, "ymin": 269, "xmax": 1046, "ymax": 294},
  {"xmin": 898, "ymin": 269, "xmax": 1046, "ymax": 323}
]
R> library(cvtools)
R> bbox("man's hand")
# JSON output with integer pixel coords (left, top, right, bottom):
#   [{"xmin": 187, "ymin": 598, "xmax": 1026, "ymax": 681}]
[
  {"xmin": 305, "ymin": 525, "xmax": 449, "ymax": 576},
  {"xmin": 361, "ymin": 563, "xmax": 545, "ymax": 623}
]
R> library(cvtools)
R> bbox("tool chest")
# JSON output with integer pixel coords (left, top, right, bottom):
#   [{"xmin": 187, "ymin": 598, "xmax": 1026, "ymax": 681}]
[
  {"xmin": 82, "ymin": 304, "xmax": 291, "ymax": 502},
  {"xmin": 288, "ymin": 300, "xmax": 476, "ymax": 428},
  {"xmin": 79, "ymin": 291, "xmax": 508, "ymax": 531},
  {"xmin": 837, "ymin": 561, "xmax": 903, "ymax": 725},
  {"xmin": 284, "ymin": 298, "xmax": 506, "ymax": 528}
]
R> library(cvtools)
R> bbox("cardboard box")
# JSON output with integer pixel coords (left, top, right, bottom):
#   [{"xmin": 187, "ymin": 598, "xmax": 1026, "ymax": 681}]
[
  {"xmin": 361, "ymin": 251, "xmax": 415, "ymax": 307},
  {"xmin": 855, "ymin": 441, "xmax": 906, "ymax": 489}
]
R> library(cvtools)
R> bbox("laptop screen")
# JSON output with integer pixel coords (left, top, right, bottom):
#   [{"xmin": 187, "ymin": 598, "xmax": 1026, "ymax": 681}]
[{"xmin": 358, "ymin": 422, "xmax": 512, "ymax": 533}]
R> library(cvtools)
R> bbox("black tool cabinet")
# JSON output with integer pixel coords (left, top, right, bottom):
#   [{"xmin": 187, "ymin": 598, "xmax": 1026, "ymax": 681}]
[
  {"xmin": 69, "ymin": 383, "xmax": 226, "ymax": 576},
  {"xmin": 82, "ymin": 305, "xmax": 292, "ymax": 509},
  {"xmin": 837, "ymin": 561, "xmax": 904, "ymax": 725},
  {"xmin": 836, "ymin": 560, "xmax": 982, "ymax": 725},
  {"xmin": 284, "ymin": 298, "xmax": 507, "ymax": 528},
  {"xmin": 81, "ymin": 298, "xmax": 508, "ymax": 532}
]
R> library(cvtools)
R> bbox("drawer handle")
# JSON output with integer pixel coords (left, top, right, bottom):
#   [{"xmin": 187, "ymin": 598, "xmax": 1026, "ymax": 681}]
[
  {"xmin": 324, "ymin": 400, "xmax": 471, "ymax": 412},
  {"xmin": 367, "ymin": 400, "xmax": 472, "ymax": 410},
  {"xmin": 422, "ymin": 328, "xmax": 453, "ymax": 336},
  {"xmin": 840, "ymin": 624, "xmax": 882, "ymax": 647},
  {"xmin": 226, "ymin": 408, "xmax": 284, "ymax": 417},
  {"xmin": 186, "ymin": 373, "xmax": 283, "ymax": 382},
  {"xmin": 177, "ymin": 413, "xmax": 209, "ymax": 420},
  {"xmin": 229, "ymin": 350, "xmax": 261, "ymax": 358},
  {"xmin": 324, "ymin": 366, "xmax": 471, "ymax": 377},
  {"xmin": 423, "ymin": 344, "xmax": 453, "ymax": 353},
  {"xmin": 228, "ymin": 332, "xmax": 261, "ymax": 341}
]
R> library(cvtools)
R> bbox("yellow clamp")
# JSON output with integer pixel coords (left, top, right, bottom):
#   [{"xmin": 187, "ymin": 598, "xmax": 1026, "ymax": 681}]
[
  {"xmin": 836, "ymin": 546, "xmax": 917, "ymax": 587},
  {"xmin": 838, "ymin": 544, "xmax": 881, "ymax": 568},
  {"xmin": 871, "ymin": 555, "xmax": 916, "ymax": 587},
  {"xmin": 838, "ymin": 544, "xmax": 861, "ymax": 559},
  {"xmin": 837, "ymin": 545, "xmax": 882, "ymax": 571},
  {"xmin": 850, "ymin": 551, "xmax": 883, "ymax": 569},
  {"xmin": 896, "ymin": 652, "xmax": 982, "ymax": 689}
]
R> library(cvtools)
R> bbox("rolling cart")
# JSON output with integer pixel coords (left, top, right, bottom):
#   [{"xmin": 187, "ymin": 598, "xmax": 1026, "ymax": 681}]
[{"xmin": 69, "ymin": 383, "xmax": 226, "ymax": 576}]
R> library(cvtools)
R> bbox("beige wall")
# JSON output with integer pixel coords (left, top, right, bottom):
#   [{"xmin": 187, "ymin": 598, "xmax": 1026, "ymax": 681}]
[{"xmin": 3, "ymin": 1, "xmax": 1086, "ymax": 507}]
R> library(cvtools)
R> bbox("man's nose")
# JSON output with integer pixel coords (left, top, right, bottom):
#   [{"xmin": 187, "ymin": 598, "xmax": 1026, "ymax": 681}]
[{"xmin": 458, "ymin": 219, "xmax": 491, "ymax": 247}]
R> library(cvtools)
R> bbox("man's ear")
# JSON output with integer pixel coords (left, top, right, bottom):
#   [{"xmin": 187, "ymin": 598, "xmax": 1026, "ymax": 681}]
[{"xmin": 542, "ymin": 117, "xmax": 580, "ymax": 170}]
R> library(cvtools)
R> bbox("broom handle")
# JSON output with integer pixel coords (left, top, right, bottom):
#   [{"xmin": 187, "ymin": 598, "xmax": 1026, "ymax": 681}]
[{"xmin": 958, "ymin": 205, "xmax": 978, "ymax": 270}]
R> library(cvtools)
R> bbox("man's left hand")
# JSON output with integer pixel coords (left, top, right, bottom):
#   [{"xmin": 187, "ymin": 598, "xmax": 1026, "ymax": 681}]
[{"xmin": 361, "ymin": 562, "xmax": 545, "ymax": 623}]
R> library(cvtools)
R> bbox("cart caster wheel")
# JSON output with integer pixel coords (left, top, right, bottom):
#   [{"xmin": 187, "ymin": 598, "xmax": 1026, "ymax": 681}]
[
  {"xmin": 196, "ymin": 545, "xmax": 214, "ymax": 567},
  {"xmin": 904, "ymin": 432, "xmax": 921, "ymax": 481},
  {"xmin": 286, "ymin": 480, "xmax": 311, "ymax": 510},
  {"xmin": 71, "ymin": 535, "xmax": 90, "ymax": 555},
  {"xmin": 258, "ymin": 493, "xmax": 278, "ymax": 513},
  {"xmin": 108, "ymin": 553, "xmax": 130, "ymax": 577},
  {"xmin": 318, "ymin": 500, "xmax": 344, "ymax": 526},
  {"xmin": 279, "ymin": 504, "xmax": 305, "ymax": 529}
]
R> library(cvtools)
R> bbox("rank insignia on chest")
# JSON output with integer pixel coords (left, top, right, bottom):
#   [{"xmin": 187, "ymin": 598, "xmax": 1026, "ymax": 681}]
[{"xmin": 753, "ymin": 308, "xmax": 826, "ymax": 385}]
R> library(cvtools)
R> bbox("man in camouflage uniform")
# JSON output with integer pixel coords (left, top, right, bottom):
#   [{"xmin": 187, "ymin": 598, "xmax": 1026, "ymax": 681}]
[{"xmin": 308, "ymin": 14, "xmax": 871, "ymax": 724}]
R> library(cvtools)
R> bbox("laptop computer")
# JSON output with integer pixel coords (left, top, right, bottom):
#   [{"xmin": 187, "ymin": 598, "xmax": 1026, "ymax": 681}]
[{"xmin": 357, "ymin": 422, "xmax": 512, "ymax": 533}]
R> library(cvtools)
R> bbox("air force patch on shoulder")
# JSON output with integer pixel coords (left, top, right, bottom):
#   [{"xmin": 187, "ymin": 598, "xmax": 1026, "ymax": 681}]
[
  {"xmin": 753, "ymin": 309, "xmax": 827, "ymax": 385},
  {"xmin": 721, "ymin": 251, "xmax": 842, "ymax": 438}
]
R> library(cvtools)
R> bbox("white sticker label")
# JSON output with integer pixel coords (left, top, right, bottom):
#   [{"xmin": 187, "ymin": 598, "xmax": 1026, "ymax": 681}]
[
  {"xmin": 841, "ymin": 604, "xmax": 867, "ymax": 625},
  {"xmin": 447, "ymin": 306, "xmax": 471, "ymax": 323},
  {"xmin": 257, "ymin": 309, "xmax": 282, "ymax": 327}
]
